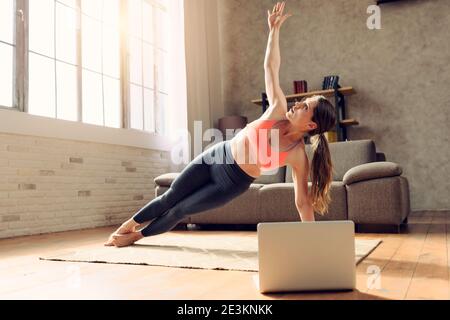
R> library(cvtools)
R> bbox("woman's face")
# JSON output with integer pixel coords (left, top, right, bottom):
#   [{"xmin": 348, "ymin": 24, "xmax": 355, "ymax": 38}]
[{"xmin": 285, "ymin": 96, "xmax": 319, "ymax": 132}]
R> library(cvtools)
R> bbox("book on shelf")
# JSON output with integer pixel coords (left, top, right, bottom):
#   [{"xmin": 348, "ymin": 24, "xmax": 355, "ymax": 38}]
[{"xmin": 293, "ymin": 80, "xmax": 308, "ymax": 94}]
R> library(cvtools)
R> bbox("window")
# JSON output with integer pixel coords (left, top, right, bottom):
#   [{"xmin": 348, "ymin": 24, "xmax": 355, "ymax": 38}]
[
  {"xmin": 127, "ymin": 0, "xmax": 168, "ymax": 135},
  {"xmin": 28, "ymin": 0, "xmax": 75, "ymax": 119},
  {"xmin": 0, "ymin": 0, "xmax": 170, "ymax": 136},
  {"xmin": 81, "ymin": 0, "xmax": 121, "ymax": 127}
]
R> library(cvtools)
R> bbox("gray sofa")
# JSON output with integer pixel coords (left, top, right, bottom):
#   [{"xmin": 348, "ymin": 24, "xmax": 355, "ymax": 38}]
[{"xmin": 153, "ymin": 139, "xmax": 411, "ymax": 233}]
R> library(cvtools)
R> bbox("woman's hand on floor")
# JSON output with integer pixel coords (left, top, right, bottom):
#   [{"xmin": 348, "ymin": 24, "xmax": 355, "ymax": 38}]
[{"xmin": 267, "ymin": 1, "xmax": 293, "ymax": 31}]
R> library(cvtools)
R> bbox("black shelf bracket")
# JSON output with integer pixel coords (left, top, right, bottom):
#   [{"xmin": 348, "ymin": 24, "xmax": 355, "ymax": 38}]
[
  {"xmin": 322, "ymin": 75, "xmax": 348, "ymax": 141},
  {"xmin": 261, "ymin": 92, "xmax": 269, "ymax": 114}
]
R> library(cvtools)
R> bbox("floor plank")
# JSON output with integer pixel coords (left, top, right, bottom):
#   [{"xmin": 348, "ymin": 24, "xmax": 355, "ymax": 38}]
[
  {"xmin": 0, "ymin": 211, "xmax": 449, "ymax": 300},
  {"xmin": 406, "ymin": 221, "xmax": 449, "ymax": 299},
  {"xmin": 355, "ymin": 232, "xmax": 405, "ymax": 294},
  {"xmin": 366, "ymin": 223, "xmax": 430, "ymax": 299}
]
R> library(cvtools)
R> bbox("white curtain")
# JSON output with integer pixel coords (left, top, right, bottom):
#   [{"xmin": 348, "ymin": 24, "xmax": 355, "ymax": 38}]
[
  {"xmin": 166, "ymin": 0, "xmax": 188, "ymax": 171},
  {"xmin": 182, "ymin": 0, "xmax": 224, "ymax": 161},
  {"xmin": 166, "ymin": 0, "xmax": 223, "ymax": 171}
]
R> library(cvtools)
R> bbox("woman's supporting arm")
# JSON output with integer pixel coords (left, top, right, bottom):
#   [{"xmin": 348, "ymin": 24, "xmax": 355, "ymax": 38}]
[{"xmin": 292, "ymin": 150, "xmax": 315, "ymax": 222}]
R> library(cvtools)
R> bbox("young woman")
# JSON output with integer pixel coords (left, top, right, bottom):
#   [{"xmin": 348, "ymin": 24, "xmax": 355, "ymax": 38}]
[{"xmin": 105, "ymin": 1, "xmax": 336, "ymax": 248}]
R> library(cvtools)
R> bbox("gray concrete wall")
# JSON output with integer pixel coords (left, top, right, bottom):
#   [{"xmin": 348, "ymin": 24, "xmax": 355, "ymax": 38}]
[{"xmin": 215, "ymin": 0, "xmax": 449, "ymax": 210}]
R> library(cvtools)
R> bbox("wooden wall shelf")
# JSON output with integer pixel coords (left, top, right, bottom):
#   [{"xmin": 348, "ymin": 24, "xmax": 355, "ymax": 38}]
[
  {"xmin": 251, "ymin": 87, "xmax": 355, "ymax": 106},
  {"xmin": 340, "ymin": 119, "xmax": 359, "ymax": 127}
]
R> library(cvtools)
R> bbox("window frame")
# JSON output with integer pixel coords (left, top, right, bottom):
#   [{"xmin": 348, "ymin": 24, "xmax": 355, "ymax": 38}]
[
  {"xmin": 0, "ymin": 0, "xmax": 168, "ymax": 138},
  {"xmin": 0, "ymin": 0, "xmax": 22, "ymax": 111},
  {"xmin": 125, "ymin": 0, "xmax": 168, "ymax": 135}
]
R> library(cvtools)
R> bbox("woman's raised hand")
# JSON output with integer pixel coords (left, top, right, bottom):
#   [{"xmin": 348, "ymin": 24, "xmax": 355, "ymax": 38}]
[{"xmin": 267, "ymin": 1, "xmax": 293, "ymax": 30}]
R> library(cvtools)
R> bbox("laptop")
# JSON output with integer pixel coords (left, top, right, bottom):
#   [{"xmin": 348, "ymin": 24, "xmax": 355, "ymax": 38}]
[{"xmin": 257, "ymin": 220, "xmax": 356, "ymax": 293}]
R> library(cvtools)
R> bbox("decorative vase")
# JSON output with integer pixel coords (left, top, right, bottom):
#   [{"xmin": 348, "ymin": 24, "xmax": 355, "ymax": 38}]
[{"xmin": 218, "ymin": 116, "xmax": 248, "ymax": 140}]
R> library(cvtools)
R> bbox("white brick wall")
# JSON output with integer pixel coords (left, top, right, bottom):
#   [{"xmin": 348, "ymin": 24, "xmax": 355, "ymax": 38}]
[{"xmin": 0, "ymin": 132, "xmax": 171, "ymax": 239}]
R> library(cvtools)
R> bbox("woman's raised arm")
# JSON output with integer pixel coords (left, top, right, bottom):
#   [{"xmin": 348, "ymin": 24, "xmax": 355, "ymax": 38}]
[
  {"xmin": 263, "ymin": 2, "xmax": 293, "ymax": 114},
  {"xmin": 264, "ymin": 2, "xmax": 292, "ymax": 69}
]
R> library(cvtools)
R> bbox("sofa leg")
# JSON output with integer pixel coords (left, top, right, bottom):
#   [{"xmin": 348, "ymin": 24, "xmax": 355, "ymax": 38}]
[
  {"xmin": 187, "ymin": 224, "xmax": 257, "ymax": 231},
  {"xmin": 173, "ymin": 223, "xmax": 188, "ymax": 231}
]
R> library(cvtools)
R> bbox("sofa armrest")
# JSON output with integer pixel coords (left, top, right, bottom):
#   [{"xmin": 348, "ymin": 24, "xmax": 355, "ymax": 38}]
[
  {"xmin": 343, "ymin": 162, "xmax": 403, "ymax": 185},
  {"xmin": 154, "ymin": 172, "xmax": 180, "ymax": 187}
]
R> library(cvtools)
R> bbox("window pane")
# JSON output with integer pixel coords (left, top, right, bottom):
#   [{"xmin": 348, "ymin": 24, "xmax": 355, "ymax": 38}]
[
  {"xmin": 128, "ymin": 0, "xmax": 142, "ymax": 38},
  {"xmin": 29, "ymin": 53, "xmax": 56, "ymax": 118},
  {"xmin": 56, "ymin": 62, "xmax": 78, "ymax": 121},
  {"xmin": 143, "ymin": 2, "xmax": 153, "ymax": 44},
  {"xmin": 130, "ymin": 84, "xmax": 143, "ymax": 130},
  {"xmin": 0, "ymin": 0, "xmax": 14, "ymax": 44},
  {"xmin": 82, "ymin": 70, "xmax": 103, "ymax": 125},
  {"xmin": 57, "ymin": 0, "xmax": 78, "ymax": 8},
  {"xmin": 103, "ymin": 25, "xmax": 120, "ymax": 78},
  {"xmin": 56, "ymin": 3, "xmax": 78, "ymax": 64},
  {"xmin": 143, "ymin": 88, "xmax": 154, "ymax": 132},
  {"xmin": 156, "ymin": 92, "xmax": 166, "ymax": 135},
  {"xmin": 156, "ymin": 8, "xmax": 168, "ymax": 51},
  {"xmin": 81, "ymin": 0, "xmax": 103, "ymax": 20},
  {"xmin": 157, "ymin": 50, "xmax": 168, "ymax": 93},
  {"xmin": 103, "ymin": 77, "xmax": 121, "ymax": 128},
  {"xmin": 29, "ymin": 0, "xmax": 55, "ymax": 57},
  {"xmin": 0, "ymin": 43, "xmax": 13, "ymax": 107},
  {"xmin": 82, "ymin": 15, "xmax": 102, "ymax": 72},
  {"xmin": 129, "ymin": 37, "xmax": 142, "ymax": 85},
  {"xmin": 143, "ymin": 43, "xmax": 154, "ymax": 89},
  {"xmin": 103, "ymin": 0, "xmax": 120, "ymax": 27}
]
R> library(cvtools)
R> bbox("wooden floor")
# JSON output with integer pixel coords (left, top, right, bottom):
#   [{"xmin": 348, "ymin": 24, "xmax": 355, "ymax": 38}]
[{"xmin": 0, "ymin": 211, "xmax": 449, "ymax": 300}]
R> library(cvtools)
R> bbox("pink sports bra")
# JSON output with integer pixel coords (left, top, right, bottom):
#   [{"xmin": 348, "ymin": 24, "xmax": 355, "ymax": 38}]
[{"xmin": 246, "ymin": 119, "xmax": 302, "ymax": 170}]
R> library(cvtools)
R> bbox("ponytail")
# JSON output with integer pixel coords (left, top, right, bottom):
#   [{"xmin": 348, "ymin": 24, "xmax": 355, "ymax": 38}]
[{"xmin": 309, "ymin": 133, "xmax": 334, "ymax": 216}]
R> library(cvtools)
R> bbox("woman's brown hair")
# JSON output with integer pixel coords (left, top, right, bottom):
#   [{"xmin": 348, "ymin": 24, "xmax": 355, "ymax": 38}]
[{"xmin": 307, "ymin": 96, "xmax": 337, "ymax": 216}]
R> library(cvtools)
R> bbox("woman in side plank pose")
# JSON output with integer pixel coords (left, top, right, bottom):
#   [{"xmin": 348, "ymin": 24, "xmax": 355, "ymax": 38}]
[{"xmin": 106, "ymin": 2, "xmax": 336, "ymax": 248}]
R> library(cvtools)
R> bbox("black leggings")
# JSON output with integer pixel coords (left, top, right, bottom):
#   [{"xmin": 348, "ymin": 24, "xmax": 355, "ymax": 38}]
[{"xmin": 132, "ymin": 140, "xmax": 256, "ymax": 237}]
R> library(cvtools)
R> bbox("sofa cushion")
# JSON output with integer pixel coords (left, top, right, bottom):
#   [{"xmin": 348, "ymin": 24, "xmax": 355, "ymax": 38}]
[
  {"xmin": 188, "ymin": 184, "xmax": 265, "ymax": 224},
  {"xmin": 285, "ymin": 139, "xmax": 377, "ymax": 182},
  {"xmin": 343, "ymin": 162, "xmax": 403, "ymax": 185},
  {"xmin": 257, "ymin": 181, "xmax": 347, "ymax": 222},
  {"xmin": 155, "ymin": 167, "xmax": 287, "ymax": 187},
  {"xmin": 154, "ymin": 172, "xmax": 179, "ymax": 187},
  {"xmin": 253, "ymin": 166, "xmax": 286, "ymax": 184}
]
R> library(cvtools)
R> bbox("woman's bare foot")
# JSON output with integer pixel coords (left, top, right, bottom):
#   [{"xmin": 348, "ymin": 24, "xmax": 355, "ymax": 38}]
[
  {"xmin": 117, "ymin": 218, "xmax": 140, "ymax": 234},
  {"xmin": 109, "ymin": 231, "xmax": 144, "ymax": 248},
  {"xmin": 104, "ymin": 218, "xmax": 140, "ymax": 246}
]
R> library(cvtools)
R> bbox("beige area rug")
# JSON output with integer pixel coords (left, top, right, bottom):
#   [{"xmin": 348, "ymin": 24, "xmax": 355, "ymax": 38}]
[{"xmin": 40, "ymin": 233, "xmax": 382, "ymax": 272}]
